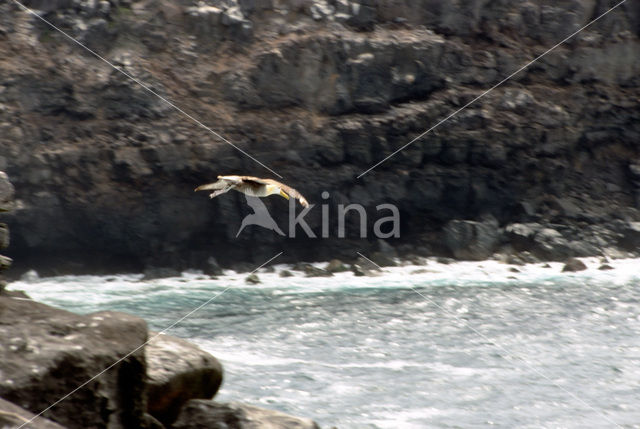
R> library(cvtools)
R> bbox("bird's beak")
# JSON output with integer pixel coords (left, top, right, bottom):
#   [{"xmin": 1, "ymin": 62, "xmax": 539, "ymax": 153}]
[{"xmin": 279, "ymin": 190, "xmax": 290, "ymax": 200}]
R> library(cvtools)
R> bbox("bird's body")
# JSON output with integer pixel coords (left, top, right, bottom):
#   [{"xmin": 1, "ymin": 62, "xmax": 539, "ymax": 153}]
[{"xmin": 195, "ymin": 175, "xmax": 309, "ymax": 208}]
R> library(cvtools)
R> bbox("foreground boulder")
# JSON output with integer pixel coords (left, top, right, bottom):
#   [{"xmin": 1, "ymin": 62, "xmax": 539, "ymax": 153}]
[
  {"xmin": 0, "ymin": 397, "xmax": 67, "ymax": 429},
  {"xmin": 172, "ymin": 400, "xmax": 320, "ymax": 429},
  {"xmin": 0, "ymin": 297, "xmax": 148, "ymax": 429},
  {"xmin": 0, "ymin": 171, "xmax": 13, "ymax": 294},
  {"xmin": 0, "ymin": 171, "xmax": 14, "ymax": 213},
  {"xmin": 146, "ymin": 332, "xmax": 223, "ymax": 425}
]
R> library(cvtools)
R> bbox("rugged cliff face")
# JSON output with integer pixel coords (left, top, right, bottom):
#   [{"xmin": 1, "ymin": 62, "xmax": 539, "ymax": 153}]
[{"xmin": 1, "ymin": 0, "xmax": 639, "ymax": 274}]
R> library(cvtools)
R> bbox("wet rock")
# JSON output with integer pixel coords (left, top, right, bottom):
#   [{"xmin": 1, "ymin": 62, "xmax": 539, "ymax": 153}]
[
  {"xmin": 173, "ymin": 400, "xmax": 320, "ymax": 429},
  {"xmin": 20, "ymin": 269, "xmax": 40, "ymax": 282},
  {"xmin": 291, "ymin": 262, "xmax": 312, "ymax": 272},
  {"xmin": 443, "ymin": 217, "xmax": 500, "ymax": 260},
  {"xmin": 369, "ymin": 251, "xmax": 396, "ymax": 267},
  {"xmin": 562, "ymin": 258, "xmax": 587, "ymax": 272},
  {"xmin": 0, "ymin": 298, "xmax": 148, "ymax": 428},
  {"xmin": 146, "ymin": 332, "xmax": 223, "ymax": 426},
  {"xmin": 143, "ymin": 266, "xmax": 181, "ymax": 280},
  {"xmin": 245, "ymin": 273, "xmax": 260, "ymax": 284},
  {"xmin": 326, "ymin": 259, "xmax": 349, "ymax": 273},
  {"xmin": 279, "ymin": 269, "xmax": 293, "ymax": 277},
  {"xmin": 232, "ymin": 262, "xmax": 255, "ymax": 273},
  {"xmin": 352, "ymin": 256, "xmax": 382, "ymax": 276},
  {"xmin": 598, "ymin": 264, "xmax": 614, "ymax": 270},
  {"xmin": 204, "ymin": 257, "xmax": 224, "ymax": 277},
  {"xmin": 0, "ymin": 397, "xmax": 67, "ymax": 429},
  {"xmin": 304, "ymin": 265, "xmax": 333, "ymax": 277}
]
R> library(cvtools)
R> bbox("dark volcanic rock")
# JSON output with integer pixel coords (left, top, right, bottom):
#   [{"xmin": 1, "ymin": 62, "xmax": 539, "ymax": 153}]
[
  {"xmin": 0, "ymin": 222, "xmax": 8, "ymax": 249},
  {"xmin": 505, "ymin": 223, "xmax": 575, "ymax": 261},
  {"xmin": 0, "ymin": 171, "xmax": 14, "ymax": 213},
  {"xmin": 0, "ymin": 171, "xmax": 13, "ymax": 293},
  {"xmin": 143, "ymin": 266, "xmax": 181, "ymax": 280},
  {"xmin": 352, "ymin": 256, "xmax": 382, "ymax": 276},
  {"xmin": 245, "ymin": 273, "xmax": 261, "ymax": 284},
  {"xmin": 146, "ymin": 332, "xmax": 223, "ymax": 426},
  {"xmin": 443, "ymin": 217, "xmax": 500, "ymax": 260},
  {"xmin": 325, "ymin": 259, "xmax": 349, "ymax": 273},
  {"xmin": 304, "ymin": 265, "xmax": 333, "ymax": 277},
  {"xmin": 172, "ymin": 400, "xmax": 320, "ymax": 429},
  {"xmin": 562, "ymin": 257, "xmax": 587, "ymax": 272},
  {"xmin": 616, "ymin": 221, "xmax": 640, "ymax": 252},
  {"xmin": 2, "ymin": 1, "xmax": 640, "ymax": 272},
  {"xmin": 0, "ymin": 297, "xmax": 148, "ymax": 429},
  {"xmin": 0, "ymin": 397, "xmax": 67, "ymax": 429},
  {"xmin": 368, "ymin": 251, "xmax": 396, "ymax": 267}
]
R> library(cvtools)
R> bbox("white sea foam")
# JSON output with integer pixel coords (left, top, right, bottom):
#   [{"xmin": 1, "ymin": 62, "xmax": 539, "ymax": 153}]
[{"xmin": 7, "ymin": 257, "xmax": 640, "ymax": 309}]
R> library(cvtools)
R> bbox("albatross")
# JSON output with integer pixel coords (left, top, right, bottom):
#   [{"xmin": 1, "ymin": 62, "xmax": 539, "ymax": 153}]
[{"xmin": 195, "ymin": 175, "xmax": 309, "ymax": 208}]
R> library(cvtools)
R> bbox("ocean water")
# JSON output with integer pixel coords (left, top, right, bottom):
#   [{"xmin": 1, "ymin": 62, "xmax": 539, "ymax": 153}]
[{"xmin": 7, "ymin": 258, "xmax": 640, "ymax": 429}]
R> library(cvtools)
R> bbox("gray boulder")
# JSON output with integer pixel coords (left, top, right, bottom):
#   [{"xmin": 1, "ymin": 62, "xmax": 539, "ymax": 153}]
[
  {"xmin": 325, "ymin": 259, "xmax": 349, "ymax": 273},
  {"xmin": 304, "ymin": 265, "xmax": 333, "ymax": 277},
  {"xmin": 562, "ymin": 258, "xmax": 587, "ymax": 272},
  {"xmin": 245, "ymin": 273, "xmax": 261, "ymax": 284},
  {"xmin": 533, "ymin": 228, "xmax": 573, "ymax": 260},
  {"xmin": 617, "ymin": 221, "xmax": 640, "ymax": 252},
  {"xmin": 0, "ymin": 397, "xmax": 67, "ymax": 429},
  {"xmin": 172, "ymin": 400, "xmax": 320, "ymax": 429},
  {"xmin": 0, "ymin": 297, "xmax": 148, "ymax": 429},
  {"xmin": 443, "ymin": 217, "xmax": 500, "ymax": 260},
  {"xmin": 0, "ymin": 171, "xmax": 14, "ymax": 212},
  {"xmin": 505, "ymin": 223, "xmax": 574, "ymax": 261},
  {"xmin": 146, "ymin": 332, "xmax": 223, "ymax": 426},
  {"xmin": 352, "ymin": 256, "xmax": 382, "ymax": 276},
  {"xmin": 0, "ymin": 223, "xmax": 8, "ymax": 249}
]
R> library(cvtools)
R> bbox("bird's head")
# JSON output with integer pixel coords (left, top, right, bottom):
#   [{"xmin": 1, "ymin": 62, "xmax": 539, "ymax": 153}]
[{"xmin": 266, "ymin": 184, "xmax": 290, "ymax": 201}]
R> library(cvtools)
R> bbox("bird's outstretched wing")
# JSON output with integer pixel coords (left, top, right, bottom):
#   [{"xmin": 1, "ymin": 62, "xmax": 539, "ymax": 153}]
[{"xmin": 241, "ymin": 176, "xmax": 309, "ymax": 208}]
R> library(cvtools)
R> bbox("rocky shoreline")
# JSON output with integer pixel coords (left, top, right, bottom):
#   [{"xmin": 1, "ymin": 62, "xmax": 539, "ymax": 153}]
[
  {"xmin": 1, "ymin": 172, "xmax": 319, "ymax": 429},
  {"xmin": 0, "ymin": 292, "xmax": 320, "ymax": 429},
  {"xmin": 1, "ymin": 1, "xmax": 639, "ymax": 274}
]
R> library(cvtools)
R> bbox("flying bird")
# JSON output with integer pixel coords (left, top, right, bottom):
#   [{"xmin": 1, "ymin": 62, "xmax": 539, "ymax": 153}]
[{"xmin": 195, "ymin": 175, "xmax": 309, "ymax": 208}]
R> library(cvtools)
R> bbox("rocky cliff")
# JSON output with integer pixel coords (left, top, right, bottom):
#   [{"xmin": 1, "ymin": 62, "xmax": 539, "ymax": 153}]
[{"xmin": 1, "ymin": 0, "xmax": 639, "ymax": 274}]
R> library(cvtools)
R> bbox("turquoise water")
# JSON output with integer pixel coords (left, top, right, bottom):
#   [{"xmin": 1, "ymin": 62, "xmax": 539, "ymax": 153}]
[{"xmin": 8, "ymin": 259, "xmax": 640, "ymax": 428}]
